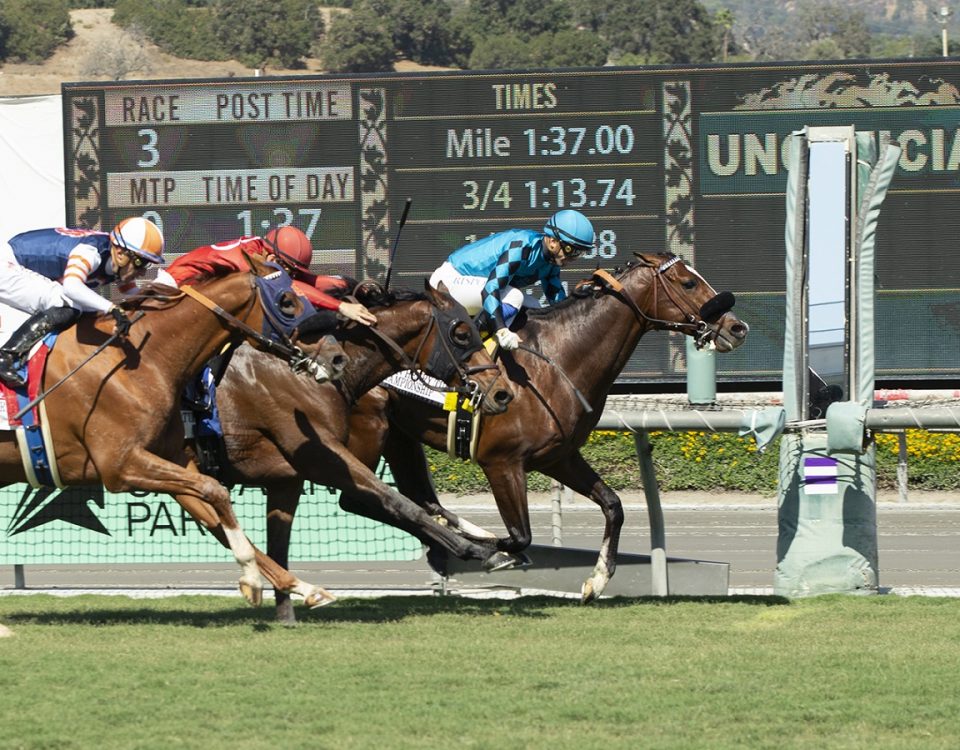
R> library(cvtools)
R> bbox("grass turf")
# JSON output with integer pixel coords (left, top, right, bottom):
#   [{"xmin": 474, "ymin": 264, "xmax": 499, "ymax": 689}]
[{"xmin": 1, "ymin": 593, "xmax": 958, "ymax": 749}]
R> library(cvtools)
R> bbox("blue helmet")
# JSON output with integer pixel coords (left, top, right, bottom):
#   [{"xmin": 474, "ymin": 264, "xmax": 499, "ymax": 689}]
[{"xmin": 543, "ymin": 210, "xmax": 595, "ymax": 251}]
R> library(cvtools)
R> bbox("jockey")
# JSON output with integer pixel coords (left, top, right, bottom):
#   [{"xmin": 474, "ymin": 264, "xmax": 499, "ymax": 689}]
[
  {"xmin": 158, "ymin": 226, "xmax": 377, "ymax": 329},
  {"xmin": 429, "ymin": 209, "xmax": 595, "ymax": 350},
  {"xmin": 0, "ymin": 217, "xmax": 165, "ymax": 387}
]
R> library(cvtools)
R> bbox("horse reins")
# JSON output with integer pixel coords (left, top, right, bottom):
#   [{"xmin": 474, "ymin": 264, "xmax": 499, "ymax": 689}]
[
  {"xmin": 180, "ymin": 282, "xmax": 314, "ymax": 366},
  {"xmin": 592, "ymin": 259, "xmax": 718, "ymax": 347},
  {"xmin": 345, "ymin": 295, "xmax": 501, "ymax": 405}
]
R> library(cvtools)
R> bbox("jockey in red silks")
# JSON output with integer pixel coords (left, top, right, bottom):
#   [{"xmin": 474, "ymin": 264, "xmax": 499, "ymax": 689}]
[
  {"xmin": 158, "ymin": 227, "xmax": 377, "ymax": 330},
  {"xmin": 0, "ymin": 217, "xmax": 165, "ymax": 387}
]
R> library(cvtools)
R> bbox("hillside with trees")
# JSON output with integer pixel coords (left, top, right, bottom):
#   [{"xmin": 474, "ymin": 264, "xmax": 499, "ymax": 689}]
[{"xmin": 1, "ymin": 0, "xmax": 958, "ymax": 96}]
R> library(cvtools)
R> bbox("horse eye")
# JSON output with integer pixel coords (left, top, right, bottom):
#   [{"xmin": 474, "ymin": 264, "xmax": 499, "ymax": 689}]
[
  {"xmin": 279, "ymin": 293, "xmax": 297, "ymax": 314},
  {"xmin": 682, "ymin": 279, "xmax": 698, "ymax": 291},
  {"xmin": 451, "ymin": 324, "xmax": 472, "ymax": 344}
]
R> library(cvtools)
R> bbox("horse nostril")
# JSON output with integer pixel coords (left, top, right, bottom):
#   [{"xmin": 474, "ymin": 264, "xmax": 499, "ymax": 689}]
[
  {"xmin": 494, "ymin": 389, "xmax": 513, "ymax": 405},
  {"xmin": 732, "ymin": 323, "xmax": 749, "ymax": 338},
  {"xmin": 332, "ymin": 354, "xmax": 347, "ymax": 371}
]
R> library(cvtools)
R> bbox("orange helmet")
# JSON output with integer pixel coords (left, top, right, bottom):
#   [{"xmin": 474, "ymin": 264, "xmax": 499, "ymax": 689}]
[
  {"xmin": 263, "ymin": 226, "xmax": 312, "ymax": 272},
  {"xmin": 110, "ymin": 217, "xmax": 165, "ymax": 264}
]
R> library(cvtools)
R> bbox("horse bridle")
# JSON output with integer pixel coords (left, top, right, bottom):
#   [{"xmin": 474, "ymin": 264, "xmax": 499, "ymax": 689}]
[
  {"xmin": 591, "ymin": 256, "xmax": 734, "ymax": 349},
  {"xmin": 180, "ymin": 281, "xmax": 323, "ymax": 375},
  {"xmin": 347, "ymin": 296, "xmax": 500, "ymax": 407}
]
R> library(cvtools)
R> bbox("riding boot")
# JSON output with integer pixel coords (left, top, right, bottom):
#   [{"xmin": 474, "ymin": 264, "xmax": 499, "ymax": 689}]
[{"xmin": 0, "ymin": 306, "xmax": 81, "ymax": 387}]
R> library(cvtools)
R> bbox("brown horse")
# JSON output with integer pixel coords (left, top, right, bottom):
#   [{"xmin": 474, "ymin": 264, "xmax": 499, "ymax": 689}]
[
  {"xmin": 192, "ymin": 282, "xmax": 515, "ymax": 621},
  {"xmin": 344, "ymin": 252, "xmax": 749, "ymax": 602},
  {"xmin": 0, "ymin": 258, "xmax": 346, "ymax": 606}
]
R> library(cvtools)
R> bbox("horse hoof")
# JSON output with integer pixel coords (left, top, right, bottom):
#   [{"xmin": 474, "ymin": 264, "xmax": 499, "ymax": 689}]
[
  {"xmin": 239, "ymin": 580, "xmax": 263, "ymax": 607},
  {"xmin": 581, "ymin": 581, "xmax": 596, "ymax": 604},
  {"xmin": 426, "ymin": 546, "xmax": 449, "ymax": 576},
  {"xmin": 276, "ymin": 599, "xmax": 297, "ymax": 625},
  {"xmin": 305, "ymin": 588, "xmax": 337, "ymax": 609},
  {"xmin": 483, "ymin": 550, "xmax": 523, "ymax": 572}
]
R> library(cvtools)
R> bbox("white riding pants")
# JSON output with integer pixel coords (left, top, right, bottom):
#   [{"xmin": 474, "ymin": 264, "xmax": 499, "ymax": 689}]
[
  {"xmin": 429, "ymin": 262, "xmax": 540, "ymax": 319},
  {"xmin": 0, "ymin": 241, "xmax": 72, "ymax": 314}
]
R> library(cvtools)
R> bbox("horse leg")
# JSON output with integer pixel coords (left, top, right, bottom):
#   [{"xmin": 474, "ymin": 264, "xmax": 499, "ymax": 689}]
[
  {"xmin": 171, "ymin": 477, "xmax": 334, "ymax": 613},
  {"xmin": 382, "ymin": 432, "xmax": 503, "ymax": 544},
  {"xmin": 106, "ymin": 447, "xmax": 263, "ymax": 604},
  {"xmin": 347, "ymin": 413, "xmax": 500, "ymax": 555},
  {"xmin": 484, "ymin": 462, "xmax": 533, "ymax": 556},
  {"xmin": 543, "ymin": 451, "xmax": 624, "ymax": 604},
  {"xmin": 265, "ymin": 480, "xmax": 335, "ymax": 623},
  {"xmin": 325, "ymin": 439, "xmax": 518, "ymax": 572}
]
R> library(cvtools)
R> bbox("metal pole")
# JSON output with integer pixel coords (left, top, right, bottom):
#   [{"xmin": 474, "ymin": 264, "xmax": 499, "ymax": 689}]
[
  {"xmin": 634, "ymin": 430, "xmax": 668, "ymax": 596},
  {"xmin": 897, "ymin": 432, "xmax": 909, "ymax": 503},
  {"xmin": 14, "ymin": 564, "xmax": 25, "ymax": 589},
  {"xmin": 938, "ymin": 5, "xmax": 952, "ymax": 57},
  {"xmin": 551, "ymin": 481, "xmax": 564, "ymax": 546}
]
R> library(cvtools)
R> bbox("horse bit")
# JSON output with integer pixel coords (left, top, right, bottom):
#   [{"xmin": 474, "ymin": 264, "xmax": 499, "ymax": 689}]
[{"xmin": 591, "ymin": 256, "xmax": 735, "ymax": 349}]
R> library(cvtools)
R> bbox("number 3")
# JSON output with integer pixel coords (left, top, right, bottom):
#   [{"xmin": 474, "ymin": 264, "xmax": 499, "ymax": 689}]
[{"xmin": 137, "ymin": 128, "xmax": 159, "ymax": 168}]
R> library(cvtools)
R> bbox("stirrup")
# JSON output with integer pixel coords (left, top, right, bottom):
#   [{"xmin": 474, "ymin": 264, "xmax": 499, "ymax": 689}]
[{"xmin": 0, "ymin": 356, "xmax": 26, "ymax": 388}]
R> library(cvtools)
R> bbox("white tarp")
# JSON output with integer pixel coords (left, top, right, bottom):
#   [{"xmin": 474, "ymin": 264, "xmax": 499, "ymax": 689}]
[{"xmin": 0, "ymin": 95, "xmax": 65, "ymax": 243}]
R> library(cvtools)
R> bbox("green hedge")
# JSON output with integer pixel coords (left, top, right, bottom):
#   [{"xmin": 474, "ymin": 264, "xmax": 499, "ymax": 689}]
[{"xmin": 425, "ymin": 430, "xmax": 960, "ymax": 495}]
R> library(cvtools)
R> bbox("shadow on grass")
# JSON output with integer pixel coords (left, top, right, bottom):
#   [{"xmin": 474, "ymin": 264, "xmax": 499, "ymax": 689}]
[{"xmin": 0, "ymin": 593, "xmax": 790, "ymax": 628}]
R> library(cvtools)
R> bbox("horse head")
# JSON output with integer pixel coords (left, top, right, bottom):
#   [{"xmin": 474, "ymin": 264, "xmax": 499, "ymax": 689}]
[
  {"xmin": 585, "ymin": 252, "xmax": 748, "ymax": 353},
  {"xmin": 350, "ymin": 279, "xmax": 514, "ymax": 415},
  {"xmin": 179, "ymin": 255, "xmax": 347, "ymax": 383}
]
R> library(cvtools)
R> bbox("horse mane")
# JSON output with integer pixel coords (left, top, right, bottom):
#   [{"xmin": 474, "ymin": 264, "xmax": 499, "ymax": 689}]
[
  {"xmin": 352, "ymin": 280, "xmax": 426, "ymax": 309},
  {"xmin": 523, "ymin": 254, "xmax": 673, "ymax": 321},
  {"xmin": 119, "ymin": 281, "xmax": 189, "ymax": 312},
  {"xmin": 121, "ymin": 264, "xmax": 269, "ymax": 311}
]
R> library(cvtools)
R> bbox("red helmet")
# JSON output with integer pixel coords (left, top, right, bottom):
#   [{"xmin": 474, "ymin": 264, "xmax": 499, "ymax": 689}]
[{"xmin": 263, "ymin": 226, "xmax": 312, "ymax": 272}]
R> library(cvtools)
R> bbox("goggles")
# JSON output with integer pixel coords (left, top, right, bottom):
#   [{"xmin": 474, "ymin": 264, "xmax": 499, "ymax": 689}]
[
  {"xmin": 558, "ymin": 242, "xmax": 589, "ymax": 259},
  {"xmin": 123, "ymin": 250, "xmax": 147, "ymax": 268}
]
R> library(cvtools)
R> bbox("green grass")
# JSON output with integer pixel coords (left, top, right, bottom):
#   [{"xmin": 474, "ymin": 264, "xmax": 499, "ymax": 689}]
[{"xmin": 1, "ymin": 594, "xmax": 959, "ymax": 749}]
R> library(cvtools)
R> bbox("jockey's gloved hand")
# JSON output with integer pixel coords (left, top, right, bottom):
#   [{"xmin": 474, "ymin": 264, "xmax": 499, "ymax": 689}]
[
  {"xmin": 495, "ymin": 327, "xmax": 521, "ymax": 350},
  {"xmin": 109, "ymin": 306, "xmax": 132, "ymax": 337}
]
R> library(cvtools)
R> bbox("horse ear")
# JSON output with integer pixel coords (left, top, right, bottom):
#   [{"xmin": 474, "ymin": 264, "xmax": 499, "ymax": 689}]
[
  {"xmin": 424, "ymin": 279, "xmax": 452, "ymax": 307},
  {"xmin": 241, "ymin": 249, "xmax": 261, "ymax": 274},
  {"xmin": 632, "ymin": 251, "xmax": 658, "ymax": 266}
]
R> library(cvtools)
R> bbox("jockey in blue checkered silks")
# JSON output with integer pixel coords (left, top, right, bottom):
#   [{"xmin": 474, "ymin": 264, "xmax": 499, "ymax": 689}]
[{"xmin": 429, "ymin": 210, "xmax": 595, "ymax": 351}]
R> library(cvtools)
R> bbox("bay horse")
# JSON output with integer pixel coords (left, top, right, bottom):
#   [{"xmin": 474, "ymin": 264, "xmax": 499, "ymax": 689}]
[
  {"xmin": 0, "ymin": 258, "xmax": 346, "ymax": 607},
  {"xmin": 192, "ymin": 281, "xmax": 515, "ymax": 622},
  {"xmin": 344, "ymin": 252, "xmax": 749, "ymax": 602}
]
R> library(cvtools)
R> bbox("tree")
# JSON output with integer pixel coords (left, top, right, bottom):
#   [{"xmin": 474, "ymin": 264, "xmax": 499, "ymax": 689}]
[
  {"xmin": 211, "ymin": 0, "xmax": 322, "ymax": 69},
  {"xmin": 0, "ymin": 0, "xmax": 73, "ymax": 64},
  {"xmin": 715, "ymin": 7, "xmax": 735, "ymax": 63},
  {"xmin": 80, "ymin": 26, "xmax": 152, "ymax": 80},
  {"xmin": 528, "ymin": 29, "xmax": 609, "ymax": 68},
  {"xmin": 467, "ymin": 33, "xmax": 530, "ymax": 70},
  {"xmin": 113, "ymin": 0, "xmax": 225, "ymax": 61},
  {"xmin": 319, "ymin": 5, "xmax": 396, "ymax": 73},
  {"xmin": 794, "ymin": 1, "xmax": 871, "ymax": 60},
  {"xmin": 349, "ymin": 0, "xmax": 469, "ymax": 66},
  {"xmin": 579, "ymin": 0, "xmax": 718, "ymax": 65},
  {"xmin": 455, "ymin": 0, "xmax": 572, "ymax": 46}
]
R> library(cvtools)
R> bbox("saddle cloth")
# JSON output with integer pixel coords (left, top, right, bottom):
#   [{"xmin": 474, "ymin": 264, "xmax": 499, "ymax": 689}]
[
  {"xmin": 381, "ymin": 370, "xmax": 447, "ymax": 407},
  {"xmin": 0, "ymin": 337, "xmax": 54, "ymax": 430},
  {"xmin": 381, "ymin": 370, "xmax": 481, "ymax": 461}
]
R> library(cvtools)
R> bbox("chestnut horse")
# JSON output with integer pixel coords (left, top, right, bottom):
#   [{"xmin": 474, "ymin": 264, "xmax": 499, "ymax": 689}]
[
  {"xmin": 0, "ymin": 258, "xmax": 346, "ymax": 606},
  {"xmin": 344, "ymin": 252, "xmax": 749, "ymax": 602},
  {"xmin": 190, "ymin": 282, "xmax": 515, "ymax": 622}
]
